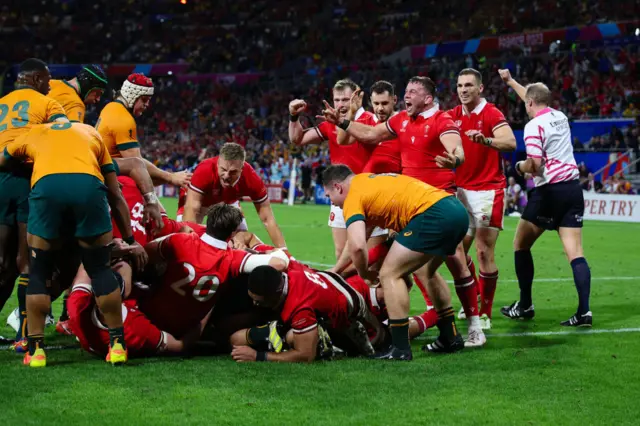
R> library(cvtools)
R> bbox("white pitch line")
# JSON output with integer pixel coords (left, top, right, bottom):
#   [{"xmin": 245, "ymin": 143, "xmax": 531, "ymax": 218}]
[
  {"xmin": 486, "ymin": 327, "xmax": 640, "ymax": 337},
  {"xmin": 300, "ymin": 260, "xmax": 640, "ymax": 283}
]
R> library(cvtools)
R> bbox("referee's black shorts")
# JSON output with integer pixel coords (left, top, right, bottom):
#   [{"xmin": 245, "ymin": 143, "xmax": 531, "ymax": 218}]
[{"xmin": 522, "ymin": 179, "xmax": 584, "ymax": 231}]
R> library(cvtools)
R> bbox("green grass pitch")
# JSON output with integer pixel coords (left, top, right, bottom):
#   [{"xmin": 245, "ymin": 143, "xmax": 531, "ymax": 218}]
[{"xmin": 1, "ymin": 198, "xmax": 639, "ymax": 425}]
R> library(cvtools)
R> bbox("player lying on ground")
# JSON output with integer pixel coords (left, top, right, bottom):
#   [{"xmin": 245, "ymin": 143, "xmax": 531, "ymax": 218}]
[
  {"xmin": 68, "ymin": 255, "xmax": 205, "ymax": 357},
  {"xmin": 230, "ymin": 261, "xmax": 379, "ymax": 363},
  {"xmin": 141, "ymin": 203, "xmax": 289, "ymax": 342}
]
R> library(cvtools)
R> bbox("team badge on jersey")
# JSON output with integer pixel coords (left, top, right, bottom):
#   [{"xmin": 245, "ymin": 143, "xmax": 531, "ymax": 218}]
[
  {"xmin": 455, "ymin": 120, "xmax": 462, "ymax": 127},
  {"xmin": 401, "ymin": 120, "xmax": 409, "ymax": 132}
]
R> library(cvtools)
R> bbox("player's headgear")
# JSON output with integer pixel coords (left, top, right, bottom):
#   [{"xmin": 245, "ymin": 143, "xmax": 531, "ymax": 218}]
[
  {"xmin": 76, "ymin": 65, "xmax": 108, "ymax": 100},
  {"xmin": 119, "ymin": 73, "xmax": 154, "ymax": 108}
]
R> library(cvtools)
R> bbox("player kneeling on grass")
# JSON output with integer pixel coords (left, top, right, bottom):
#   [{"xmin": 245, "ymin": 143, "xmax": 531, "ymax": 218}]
[
  {"xmin": 0, "ymin": 122, "xmax": 147, "ymax": 367},
  {"xmin": 323, "ymin": 166, "xmax": 469, "ymax": 360},
  {"xmin": 68, "ymin": 254, "xmax": 205, "ymax": 358}
]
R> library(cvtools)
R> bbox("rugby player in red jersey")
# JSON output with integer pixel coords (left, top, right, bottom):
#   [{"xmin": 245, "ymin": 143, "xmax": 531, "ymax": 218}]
[
  {"xmin": 230, "ymin": 260, "xmax": 378, "ymax": 363},
  {"xmin": 288, "ymin": 79, "xmax": 387, "ymax": 261},
  {"xmin": 335, "ymin": 80, "xmax": 440, "ymax": 311},
  {"xmin": 178, "ymin": 143, "xmax": 286, "ymax": 249},
  {"xmin": 318, "ymin": 76, "xmax": 486, "ymax": 348},
  {"xmin": 141, "ymin": 203, "xmax": 289, "ymax": 339},
  {"xmin": 336, "ymin": 80, "xmax": 401, "ymax": 174},
  {"xmin": 67, "ymin": 259, "xmax": 204, "ymax": 357},
  {"xmin": 448, "ymin": 69, "xmax": 517, "ymax": 329}
]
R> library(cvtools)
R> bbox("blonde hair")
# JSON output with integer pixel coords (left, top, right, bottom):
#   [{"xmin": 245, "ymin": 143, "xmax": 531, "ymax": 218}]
[{"xmin": 220, "ymin": 143, "xmax": 246, "ymax": 162}]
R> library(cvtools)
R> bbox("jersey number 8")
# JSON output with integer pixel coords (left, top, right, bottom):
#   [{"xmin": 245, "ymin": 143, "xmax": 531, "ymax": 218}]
[{"xmin": 170, "ymin": 262, "xmax": 220, "ymax": 302}]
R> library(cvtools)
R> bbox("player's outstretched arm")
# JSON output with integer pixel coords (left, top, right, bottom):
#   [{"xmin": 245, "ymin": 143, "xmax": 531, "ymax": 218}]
[
  {"xmin": 183, "ymin": 188, "xmax": 204, "ymax": 223},
  {"xmin": 232, "ymin": 328, "xmax": 318, "ymax": 363},
  {"xmin": 499, "ymin": 69, "xmax": 527, "ymax": 102},
  {"xmin": 254, "ymin": 200, "xmax": 287, "ymax": 249},
  {"xmin": 318, "ymin": 101, "xmax": 392, "ymax": 145},
  {"xmin": 435, "ymin": 133, "xmax": 465, "ymax": 169},
  {"xmin": 114, "ymin": 157, "xmax": 163, "ymax": 229},
  {"xmin": 140, "ymin": 157, "xmax": 192, "ymax": 188}
]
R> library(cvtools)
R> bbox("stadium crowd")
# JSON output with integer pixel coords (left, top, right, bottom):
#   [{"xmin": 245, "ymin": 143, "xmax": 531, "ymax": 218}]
[
  {"xmin": 108, "ymin": 44, "xmax": 639, "ymax": 177},
  {"xmin": 3, "ymin": 0, "xmax": 638, "ymax": 72}
]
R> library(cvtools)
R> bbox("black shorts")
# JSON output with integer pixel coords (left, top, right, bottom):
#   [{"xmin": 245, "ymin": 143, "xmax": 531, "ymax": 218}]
[{"xmin": 522, "ymin": 180, "xmax": 584, "ymax": 230}]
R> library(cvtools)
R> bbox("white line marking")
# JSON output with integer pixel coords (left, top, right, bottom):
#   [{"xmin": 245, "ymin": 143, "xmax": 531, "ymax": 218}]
[
  {"xmin": 300, "ymin": 260, "xmax": 640, "ymax": 283},
  {"xmin": 0, "ymin": 344, "xmax": 76, "ymax": 351},
  {"xmin": 487, "ymin": 327, "xmax": 640, "ymax": 337},
  {"xmin": 414, "ymin": 327, "xmax": 640, "ymax": 340}
]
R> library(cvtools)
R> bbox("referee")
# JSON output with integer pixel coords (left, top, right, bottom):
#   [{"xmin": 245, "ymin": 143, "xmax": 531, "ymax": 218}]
[{"xmin": 498, "ymin": 69, "xmax": 592, "ymax": 327}]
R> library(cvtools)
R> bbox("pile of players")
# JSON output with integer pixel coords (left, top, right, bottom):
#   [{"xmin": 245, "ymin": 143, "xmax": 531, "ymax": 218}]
[{"xmin": 0, "ymin": 57, "xmax": 592, "ymax": 366}]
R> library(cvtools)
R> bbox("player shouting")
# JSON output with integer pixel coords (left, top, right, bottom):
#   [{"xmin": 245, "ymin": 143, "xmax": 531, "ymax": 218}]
[
  {"xmin": 498, "ymin": 70, "xmax": 592, "ymax": 327},
  {"xmin": 319, "ymin": 76, "xmax": 486, "ymax": 348},
  {"xmin": 288, "ymin": 79, "xmax": 387, "ymax": 261},
  {"xmin": 448, "ymin": 68, "xmax": 517, "ymax": 329},
  {"xmin": 179, "ymin": 143, "xmax": 287, "ymax": 249}
]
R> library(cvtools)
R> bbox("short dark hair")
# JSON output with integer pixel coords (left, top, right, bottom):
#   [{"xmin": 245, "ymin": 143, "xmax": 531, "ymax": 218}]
[
  {"xmin": 248, "ymin": 265, "xmax": 283, "ymax": 297},
  {"xmin": 205, "ymin": 202, "xmax": 243, "ymax": 240},
  {"xmin": 408, "ymin": 76, "xmax": 436, "ymax": 96},
  {"xmin": 458, "ymin": 68, "xmax": 483, "ymax": 85},
  {"xmin": 19, "ymin": 58, "xmax": 48, "ymax": 74},
  {"xmin": 370, "ymin": 80, "xmax": 395, "ymax": 96},
  {"xmin": 333, "ymin": 79, "xmax": 358, "ymax": 92},
  {"xmin": 322, "ymin": 164, "xmax": 354, "ymax": 186}
]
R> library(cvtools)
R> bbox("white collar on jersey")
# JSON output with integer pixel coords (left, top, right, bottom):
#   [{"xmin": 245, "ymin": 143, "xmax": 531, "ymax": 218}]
[
  {"xmin": 463, "ymin": 98, "xmax": 488, "ymax": 116},
  {"xmin": 418, "ymin": 103, "xmax": 440, "ymax": 119},
  {"xmin": 201, "ymin": 233, "xmax": 229, "ymax": 250},
  {"xmin": 354, "ymin": 107, "xmax": 366, "ymax": 121}
]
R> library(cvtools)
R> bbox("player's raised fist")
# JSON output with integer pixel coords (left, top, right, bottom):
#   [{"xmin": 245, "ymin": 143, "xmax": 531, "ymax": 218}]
[
  {"xmin": 289, "ymin": 99, "xmax": 307, "ymax": 116},
  {"xmin": 498, "ymin": 69, "xmax": 512, "ymax": 84}
]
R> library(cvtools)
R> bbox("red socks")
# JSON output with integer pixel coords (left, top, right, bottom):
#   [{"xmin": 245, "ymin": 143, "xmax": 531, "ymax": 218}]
[
  {"xmin": 412, "ymin": 273, "xmax": 433, "ymax": 308},
  {"xmin": 454, "ymin": 275, "xmax": 479, "ymax": 318},
  {"xmin": 467, "ymin": 255, "xmax": 480, "ymax": 298},
  {"xmin": 412, "ymin": 309, "xmax": 438, "ymax": 335},
  {"xmin": 479, "ymin": 270, "xmax": 499, "ymax": 318}
]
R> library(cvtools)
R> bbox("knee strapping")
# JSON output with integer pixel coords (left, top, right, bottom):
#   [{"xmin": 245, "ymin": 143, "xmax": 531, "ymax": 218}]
[
  {"xmin": 82, "ymin": 246, "xmax": 119, "ymax": 297},
  {"xmin": 27, "ymin": 248, "xmax": 55, "ymax": 296}
]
